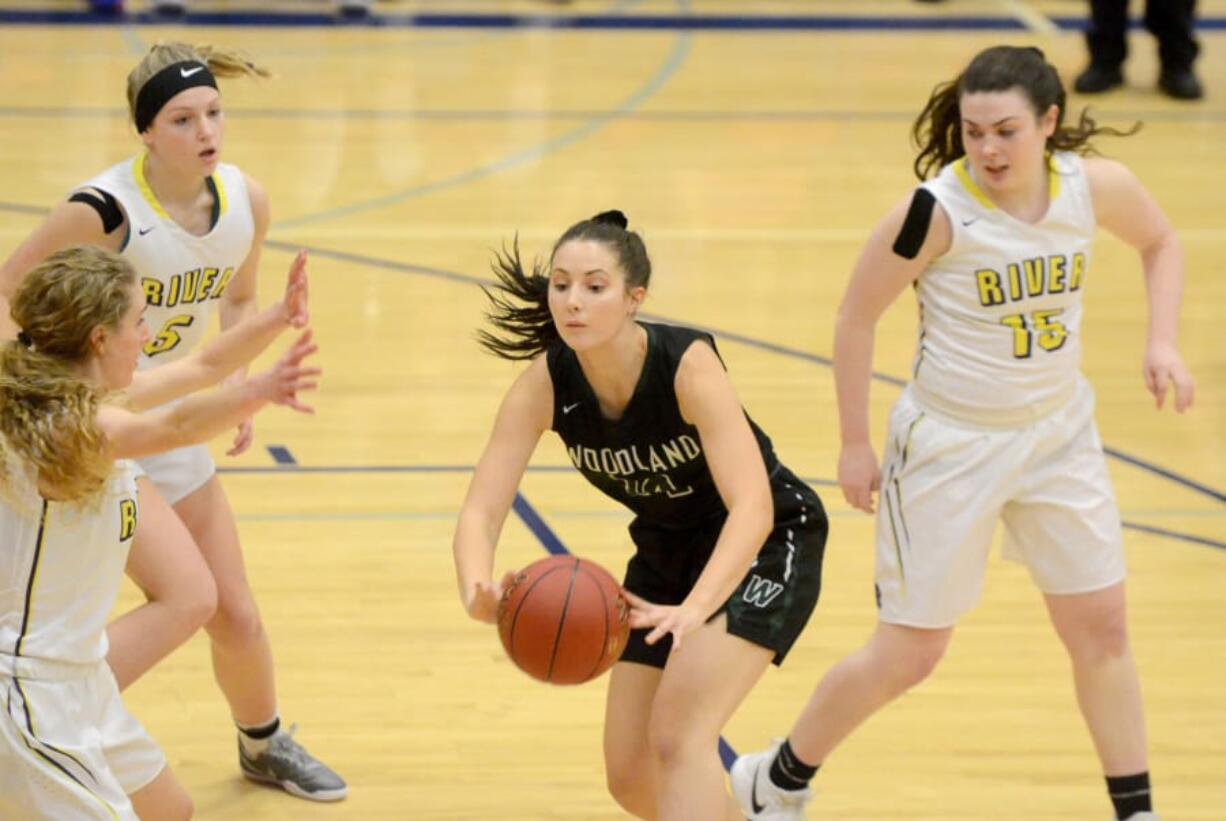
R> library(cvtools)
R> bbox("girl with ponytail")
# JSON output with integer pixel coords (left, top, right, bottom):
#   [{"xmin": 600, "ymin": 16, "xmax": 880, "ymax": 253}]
[
  {"xmin": 0, "ymin": 42, "xmax": 346, "ymax": 801},
  {"xmin": 733, "ymin": 45, "xmax": 1192, "ymax": 821},
  {"xmin": 454, "ymin": 211, "xmax": 829, "ymax": 820}
]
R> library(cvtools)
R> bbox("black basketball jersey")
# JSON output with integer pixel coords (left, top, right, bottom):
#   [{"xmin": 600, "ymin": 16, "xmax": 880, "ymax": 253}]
[{"xmin": 546, "ymin": 321, "xmax": 779, "ymax": 530}]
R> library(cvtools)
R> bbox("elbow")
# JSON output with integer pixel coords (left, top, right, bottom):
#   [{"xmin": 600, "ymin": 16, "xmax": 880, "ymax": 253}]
[{"xmin": 834, "ymin": 301, "xmax": 874, "ymax": 342}]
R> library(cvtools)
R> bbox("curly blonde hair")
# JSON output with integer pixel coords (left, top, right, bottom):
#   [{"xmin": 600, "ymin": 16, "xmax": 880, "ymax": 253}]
[
  {"xmin": 0, "ymin": 247, "xmax": 137, "ymax": 502},
  {"xmin": 126, "ymin": 42, "xmax": 270, "ymax": 129}
]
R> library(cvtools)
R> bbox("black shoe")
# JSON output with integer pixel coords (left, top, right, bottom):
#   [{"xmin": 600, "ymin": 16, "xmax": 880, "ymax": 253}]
[
  {"xmin": 1158, "ymin": 66, "xmax": 1204, "ymax": 100},
  {"xmin": 1074, "ymin": 64, "xmax": 1124, "ymax": 94}
]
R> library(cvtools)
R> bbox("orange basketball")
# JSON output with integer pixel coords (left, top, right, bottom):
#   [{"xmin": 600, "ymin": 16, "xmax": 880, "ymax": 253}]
[{"xmin": 497, "ymin": 554, "xmax": 630, "ymax": 685}]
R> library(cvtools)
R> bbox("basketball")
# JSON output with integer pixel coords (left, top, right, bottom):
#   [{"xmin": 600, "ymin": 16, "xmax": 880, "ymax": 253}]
[{"xmin": 497, "ymin": 554, "xmax": 630, "ymax": 685}]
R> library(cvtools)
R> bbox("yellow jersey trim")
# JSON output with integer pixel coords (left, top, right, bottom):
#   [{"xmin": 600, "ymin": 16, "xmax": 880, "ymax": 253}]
[
  {"xmin": 134, "ymin": 155, "xmax": 228, "ymax": 225},
  {"xmin": 132, "ymin": 155, "xmax": 170, "ymax": 220},
  {"xmin": 954, "ymin": 156, "xmax": 1061, "ymax": 212},
  {"xmin": 211, "ymin": 172, "xmax": 228, "ymax": 217}
]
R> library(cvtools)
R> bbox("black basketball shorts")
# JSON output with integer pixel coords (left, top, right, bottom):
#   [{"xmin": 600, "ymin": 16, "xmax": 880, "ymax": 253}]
[{"xmin": 620, "ymin": 466, "xmax": 827, "ymax": 668}]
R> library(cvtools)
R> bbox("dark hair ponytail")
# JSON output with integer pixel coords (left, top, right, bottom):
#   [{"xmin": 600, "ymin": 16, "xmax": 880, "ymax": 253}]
[
  {"xmin": 476, "ymin": 238, "xmax": 556, "ymax": 361},
  {"xmin": 478, "ymin": 210, "xmax": 652, "ymax": 361},
  {"xmin": 912, "ymin": 45, "xmax": 1140, "ymax": 180}
]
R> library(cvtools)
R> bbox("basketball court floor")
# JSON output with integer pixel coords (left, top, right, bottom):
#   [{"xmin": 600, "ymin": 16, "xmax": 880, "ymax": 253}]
[{"xmin": 0, "ymin": 1, "xmax": 1222, "ymax": 818}]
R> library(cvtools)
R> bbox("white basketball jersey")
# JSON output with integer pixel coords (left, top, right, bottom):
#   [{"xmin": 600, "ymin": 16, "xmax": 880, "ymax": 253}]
[
  {"xmin": 912, "ymin": 151, "xmax": 1096, "ymax": 423},
  {"xmin": 0, "ymin": 462, "xmax": 139, "ymax": 666},
  {"xmin": 80, "ymin": 157, "xmax": 254, "ymax": 368}
]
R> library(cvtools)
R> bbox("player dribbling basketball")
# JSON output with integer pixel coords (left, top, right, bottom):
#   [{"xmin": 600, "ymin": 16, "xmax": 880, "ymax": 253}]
[{"xmin": 452, "ymin": 210, "xmax": 828, "ymax": 820}]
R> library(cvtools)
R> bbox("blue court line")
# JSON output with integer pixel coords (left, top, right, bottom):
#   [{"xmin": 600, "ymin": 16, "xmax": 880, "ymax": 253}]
[
  {"xmin": 264, "ymin": 239, "xmax": 1226, "ymax": 505},
  {"xmin": 2, "ymin": 106, "xmax": 1225, "ymax": 125},
  {"xmin": 274, "ymin": 0, "xmax": 692, "ymax": 230},
  {"xmin": 1, "ymin": 10, "xmax": 1224, "ymax": 30},
  {"xmin": 511, "ymin": 492, "xmax": 569, "ymax": 557},
  {"xmin": 265, "ymin": 445, "xmax": 298, "ymax": 465},
  {"xmin": 211, "ymin": 463, "xmax": 1226, "ymax": 549},
  {"xmin": 1121, "ymin": 521, "xmax": 1225, "ymax": 551},
  {"xmin": 216, "ymin": 462, "xmax": 837, "ymax": 487},
  {"xmin": 1105, "ymin": 447, "xmax": 1225, "ymax": 504}
]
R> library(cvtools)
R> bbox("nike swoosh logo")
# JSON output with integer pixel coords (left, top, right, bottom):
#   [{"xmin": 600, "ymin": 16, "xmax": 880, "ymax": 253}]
[
  {"xmin": 562, "ymin": 402, "xmax": 581, "ymax": 415},
  {"xmin": 961, "ymin": 217, "xmax": 979, "ymax": 226},
  {"xmin": 180, "ymin": 66, "xmax": 205, "ymax": 78},
  {"xmin": 751, "ymin": 762, "xmax": 766, "ymax": 814},
  {"xmin": 138, "ymin": 226, "xmax": 155, "ymax": 236}
]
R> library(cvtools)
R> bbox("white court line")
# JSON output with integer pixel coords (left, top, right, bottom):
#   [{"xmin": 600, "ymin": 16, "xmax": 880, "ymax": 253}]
[{"xmin": 997, "ymin": 0, "xmax": 1060, "ymax": 35}]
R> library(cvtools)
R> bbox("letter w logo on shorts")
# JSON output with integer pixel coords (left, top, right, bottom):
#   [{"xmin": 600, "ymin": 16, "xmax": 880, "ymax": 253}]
[{"xmin": 741, "ymin": 575, "xmax": 784, "ymax": 608}]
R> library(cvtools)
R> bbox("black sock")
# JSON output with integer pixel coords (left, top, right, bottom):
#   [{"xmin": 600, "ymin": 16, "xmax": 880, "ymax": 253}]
[
  {"xmin": 238, "ymin": 717, "xmax": 280, "ymax": 740},
  {"xmin": 768, "ymin": 738, "xmax": 819, "ymax": 791},
  {"xmin": 1106, "ymin": 772, "xmax": 1152, "ymax": 820}
]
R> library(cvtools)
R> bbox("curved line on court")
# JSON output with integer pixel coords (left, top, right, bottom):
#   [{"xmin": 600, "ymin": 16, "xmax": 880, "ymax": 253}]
[
  {"xmin": 0, "ymin": 208, "xmax": 1218, "ymax": 530},
  {"xmin": 272, "ymin": 1, "xmax": 692, "ymax": 231},
  {"xmin": 260, "ymin": 238, "xmax": 1226, "ymax": 513}
]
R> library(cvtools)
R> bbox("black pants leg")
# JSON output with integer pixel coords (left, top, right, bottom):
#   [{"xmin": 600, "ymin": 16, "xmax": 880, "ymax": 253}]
[
  {"xmin": 1144, "ymin": 0, "xmax": 1199, "ymax": 71},
  {"xmin": 1086, "ymin": 0, "xmax": 1131, "ymax": 68}
]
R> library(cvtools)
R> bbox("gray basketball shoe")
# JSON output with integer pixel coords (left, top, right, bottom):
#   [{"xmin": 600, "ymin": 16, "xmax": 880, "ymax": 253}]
[{"xmin": 239, "ymin": 724, "xmax": 347, "ymax": 802}]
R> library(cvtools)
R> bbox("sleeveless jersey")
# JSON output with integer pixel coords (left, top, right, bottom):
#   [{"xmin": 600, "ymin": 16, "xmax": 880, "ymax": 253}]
[
  {"xmin": 0, "ymin": 461, "xmax": 140, "ymax": 666},
  {"xmin": 79, "ymin": 157, "xmax": 254, "ymax": 368},
  {"xmin": 547, "ymin": 322, "xmax": 778, "ymax": 530},
  {"xmin": 913, "ymin": 151, "xmax": 1096, "ymax": 423}
]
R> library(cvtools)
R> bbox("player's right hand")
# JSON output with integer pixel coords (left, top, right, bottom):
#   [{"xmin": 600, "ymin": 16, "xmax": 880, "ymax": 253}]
[
  {"xmin": 464, "ymin": 571, "xmax": 517, "ymax": 624},
  {"xmin": 279, "ymin": 250, "xmax": 309, "ymax": 329},
  {"xmin": 250, "ymin": 329, "xmax": 320, "ymax": 413},
  {"xmin": 838, "ymin": 440, "xmax": 880, "ymax": 514}
]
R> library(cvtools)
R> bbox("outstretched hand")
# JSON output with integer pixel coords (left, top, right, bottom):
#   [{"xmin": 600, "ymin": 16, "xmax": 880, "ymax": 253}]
[
  {"xmin": 464, "ymin": 570, "xmax": 518, "ymax": 624},
  {"xmin": 280, "ymin": 250, "xmax": 310, "ymax": 329},
  {"xmin": 250, "ymin": 329, "xmax": 320, "ymax": 414},
  {"xmin": 623, "ymin": 590, "xmax": 707, "ymax": 652},
  {"xmin": 1143, "ymin": 341, "xmax": 1195, "ymax": 413}
]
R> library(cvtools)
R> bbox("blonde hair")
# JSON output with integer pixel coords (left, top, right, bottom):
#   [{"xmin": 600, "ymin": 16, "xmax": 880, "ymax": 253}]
[
  {"xmin": 126, "ymin": 42, "xmax": 270, "ymax": 128},
  {"xmin": 0, "ymin": 247, "xmax": 137, "ymax": 502}
]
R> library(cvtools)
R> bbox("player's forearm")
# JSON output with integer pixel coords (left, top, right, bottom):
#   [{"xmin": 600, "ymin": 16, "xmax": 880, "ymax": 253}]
[
  {"xmin": 172, "ymin": 382, "xmax": 268, "ymax": 443},
  {"xmin": 218, "ymin": 292, "xmax": 259, "ymax": 331},
  {"xmin": 682, "ymin": 501, "xmax": 772, "ymax": 617},
  {"xmin": 833, "ymin": 306, "xmax": 876, "ymax": 445},
  {"xmin": 453, "ymin": 509, "xmax": 500, "ymax": 600},
  {"xmin": 1141, "ymin": 232, "xmax": 1184, "ymax": 348},
  {"xmin": 138, "ymin": 382, "xmax": 268, "ymax": 456},
  {"xmin": 196, "ymin": 302, "xmax": 289, "ymax": 382}
]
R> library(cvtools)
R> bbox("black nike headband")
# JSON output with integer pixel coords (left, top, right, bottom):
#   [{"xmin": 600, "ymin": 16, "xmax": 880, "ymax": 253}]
[{"xmin": 134, "ymin": 60, "xmax": 218, "ymax": 133}]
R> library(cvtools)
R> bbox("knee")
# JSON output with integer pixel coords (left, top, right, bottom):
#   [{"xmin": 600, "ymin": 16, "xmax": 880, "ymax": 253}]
[
  {"xmin": 878, "ymin": 634, "xmax": 947, "ymax": 692},
  {"xmin": 646, "ymin": 715, "xmax": 709, "ymax": 771},
  {"xmin": 184, "ymin": 575, "xmax": 218, "ymax": 631},
  {"xmin": 604, "ymin": 754, "xmax": 653, "ymax": 817},
  {"xmin": 205, "ymin": 588, "xmax": 263, "ymax": 645},
  {"xmin": 1064, "ymin": 609, "xmax": 1130, "ymax": 664}
]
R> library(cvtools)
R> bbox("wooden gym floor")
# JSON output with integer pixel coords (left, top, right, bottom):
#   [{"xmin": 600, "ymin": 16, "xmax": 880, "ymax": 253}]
[{"xmin": 0, "ymin": 2, "xmax": 1221, "ymax": 818}]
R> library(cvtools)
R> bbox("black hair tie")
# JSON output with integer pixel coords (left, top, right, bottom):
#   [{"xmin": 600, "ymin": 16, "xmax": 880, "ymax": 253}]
[
  {"xmin": 16, "ymin": 331, "xmax": 32, "ymax": 348},
  {"xmin": 592, "ymin": 209, "xmax": 628, "ymax": 229}
]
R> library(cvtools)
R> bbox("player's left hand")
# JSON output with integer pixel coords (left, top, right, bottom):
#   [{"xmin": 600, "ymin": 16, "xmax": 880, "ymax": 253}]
[
  {"xmin": 1143, "ymin": 341, "xmax": 1195, "ymax": 413},
  {"xmin": 623, "ymin": 590, "xmax": 706, "ymax": 652},
  {"xmin": 227, "ymin": 417, "xmax": 255, "ymax": 456}
]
